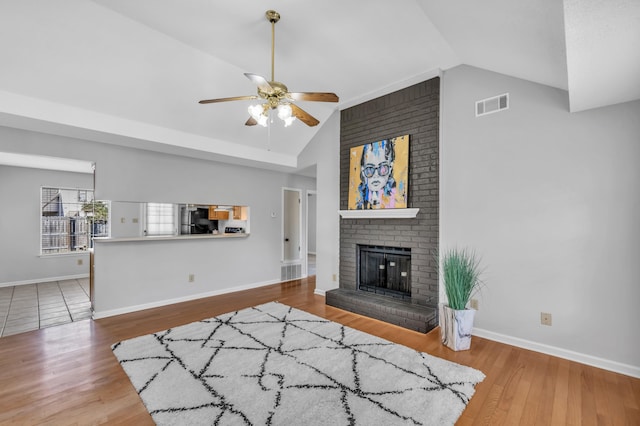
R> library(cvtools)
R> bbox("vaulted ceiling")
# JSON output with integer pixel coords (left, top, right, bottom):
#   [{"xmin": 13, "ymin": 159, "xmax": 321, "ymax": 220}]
[{"xmin": 0, "ymin": 0, "xmax": 638, "ymax": 172}]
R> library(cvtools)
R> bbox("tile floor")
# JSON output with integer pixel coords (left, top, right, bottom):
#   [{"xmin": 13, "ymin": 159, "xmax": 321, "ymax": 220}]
[{"xmin": 0, "ymin": 278, "xmax": 91, "ymax": 337}]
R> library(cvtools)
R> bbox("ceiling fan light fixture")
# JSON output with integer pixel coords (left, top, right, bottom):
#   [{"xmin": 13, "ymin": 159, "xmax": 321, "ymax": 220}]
[
  {"xmin": 248, "ymin": 104, "xmax": 268, "ymax": 127},
  {"xmin": 256, "ymin": 115, "xmax": 268, "ymax": 127},
  {"xmin": 277, "ymin": 104, "xmax": 296, "ymax": 127}
]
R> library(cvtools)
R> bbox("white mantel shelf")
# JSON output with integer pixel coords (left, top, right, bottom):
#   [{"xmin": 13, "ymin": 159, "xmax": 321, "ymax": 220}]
[{"xmin": 338, "ymin": 208, "xmax": 419, "ymax": 219}]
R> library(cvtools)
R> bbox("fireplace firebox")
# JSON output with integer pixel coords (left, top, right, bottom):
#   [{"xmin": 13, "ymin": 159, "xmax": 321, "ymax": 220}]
[{"xmin": 358, "ymin": 245, "xmax": 411, "ymax": 300}]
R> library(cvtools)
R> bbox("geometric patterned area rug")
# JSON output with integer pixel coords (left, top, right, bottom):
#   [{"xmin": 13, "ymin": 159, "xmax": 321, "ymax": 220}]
[{"xmin": 112, "ymin": 302, "xmax": 485, "ymax": 425}]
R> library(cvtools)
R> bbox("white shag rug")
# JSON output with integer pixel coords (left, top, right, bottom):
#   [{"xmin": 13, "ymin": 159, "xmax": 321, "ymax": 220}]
[{"xmin": 112, "ymin": 302, "xmax": 485, "ymax": 425}]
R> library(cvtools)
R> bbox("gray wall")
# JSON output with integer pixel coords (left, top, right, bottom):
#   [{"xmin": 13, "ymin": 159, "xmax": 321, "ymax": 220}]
[
  {"xmin": 0, "ymin": 126, "xmax": 316, "ymax": 315},
  {"xmin": 0, "ymin": 165, "xmax": 93, "ymax": 285},
  {"xmin": 441, "ymin": 65, "xmax": 640, "ymax": 371}
]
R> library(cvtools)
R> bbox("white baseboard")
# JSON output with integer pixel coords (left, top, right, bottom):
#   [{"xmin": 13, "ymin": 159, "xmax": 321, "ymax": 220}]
[
  {"xmin": 92, "ymin": 279, "xmax": 281, "ymax": 320},
  {"xmin": 314, "ymin": 288, "xmax": 326, "ymax": 297},
  {"xmin": 473, "ymin": 327, "xmax": 640, "ymax": 379},
  {"xmin": 0, "ymin": 274, "xmax": 90, "ymax": 288}
]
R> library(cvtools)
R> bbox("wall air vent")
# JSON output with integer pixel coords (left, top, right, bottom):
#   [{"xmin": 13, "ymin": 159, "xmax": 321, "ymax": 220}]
[
  {"xmin": 281, "ymin": 263, "xmax": 302, "ymax": 281},
  {"xmin": 476, "ymin": 93, "xmax": 509, "ymax": 117}
]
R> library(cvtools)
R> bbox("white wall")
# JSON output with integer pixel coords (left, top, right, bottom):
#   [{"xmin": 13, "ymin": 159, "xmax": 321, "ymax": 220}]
[
  {"xmin": 441, "ymin": 65, "xmax": 640, "ymax": 373},
  {"xmin": 298, "ymin": 111, "xmax": 340, "ymax": 294},
  {"xmin": 109, "ymin": 201, "xmax": 142, "ymax": 238},
  {"xmin": 0, "ymin": 164, "xmax": 93, "ymax": 285},
  {"xmin": 0, "ymin": 126, "xmax": 317, "ymax": 315}
]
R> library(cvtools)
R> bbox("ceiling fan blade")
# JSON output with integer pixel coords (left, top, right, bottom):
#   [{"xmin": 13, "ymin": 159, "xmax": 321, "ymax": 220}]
[
  {"xmin": 244, "ymin": 73, "xmax": 273, "ymax": 93},
  {"xmin": 290, "ymin": 104, "xmax": 319, "ymax": 127},
  {"xmin": 245, "ymin": 117, "xmax": 258, "ymax": 126},
  {"xmin": 199, "ymin": 95, "xmax": 258, "ymax": 104},
  {"xmin": 287, "ymin": 92, "xmax": 339, "ymax": 103}
]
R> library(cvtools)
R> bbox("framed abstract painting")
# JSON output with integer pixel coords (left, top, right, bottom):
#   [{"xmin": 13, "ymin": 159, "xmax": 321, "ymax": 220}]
[{"xmin": 347, "ymin": 134, "xmax": 409, "ymax": 210}]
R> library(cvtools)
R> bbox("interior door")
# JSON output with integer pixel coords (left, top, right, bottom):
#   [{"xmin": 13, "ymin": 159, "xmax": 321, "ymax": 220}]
[{"xmin": 283, "ymin": 188, "xmax": 301, "ymax": 262}]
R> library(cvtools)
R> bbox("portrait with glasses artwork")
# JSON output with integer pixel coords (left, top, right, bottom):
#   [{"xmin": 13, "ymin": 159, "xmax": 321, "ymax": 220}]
[{"xmin": 348, "ymin": 135, "xmax": 409, "ymax": 209}]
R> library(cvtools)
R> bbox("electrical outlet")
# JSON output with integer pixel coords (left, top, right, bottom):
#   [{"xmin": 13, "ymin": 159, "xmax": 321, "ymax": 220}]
[
  {"xmin": 120, "ymin": 217, "xmax": 125, "ymax": 223},
  {"xmin": 132, "ymin": 218, "xmax": 139, "ymax": 223},
  {"xmin": 470, "ymin": 299, "xmax": 479, "ymax": 310},
  {"xmin": 332, "ymin": 274, "xmax": 337, "ymax": 282},
  {"xmin": 541, "ymin": 312, "xmax": 552, "ymax": 326},
  {"xmin": 188, "ymin": 274, "xmax": 195, "ymax": 283},
  {"xmin": 77, "ymin": 259, "xmax": 83, "ymax": 266}
]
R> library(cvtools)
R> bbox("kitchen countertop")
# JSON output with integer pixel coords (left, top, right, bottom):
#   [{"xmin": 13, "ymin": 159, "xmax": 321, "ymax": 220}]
[{"xmin": 93, "ymin": 233, "xmax": 249, "ymax": 243}]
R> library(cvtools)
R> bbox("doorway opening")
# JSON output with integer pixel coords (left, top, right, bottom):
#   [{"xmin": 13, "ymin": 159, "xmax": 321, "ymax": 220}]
[
  {"xmin": 0, "ymin": 153, "xmax": 96, "ymax": 337},
  {"xmin": 306, "ymin": 190, "xmax": 317, "ymax": 276},
  {"xmin": 281, "ymin": 188, "xmax": 302, "ymax": 281}
]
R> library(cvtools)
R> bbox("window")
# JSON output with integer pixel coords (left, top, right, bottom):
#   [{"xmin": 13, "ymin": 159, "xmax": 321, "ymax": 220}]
[
  {"xmin": 144, "ymin": 203, "xmax": 177, "ymax": 236},
  {"xmin": 41, "ymin": 187, "xmax": 110, "ymax": 255}
]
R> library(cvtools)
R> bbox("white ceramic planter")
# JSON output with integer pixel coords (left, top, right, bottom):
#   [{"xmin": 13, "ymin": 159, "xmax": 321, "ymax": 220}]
[{"xmin": 439, "ymin": 304, "xmax": 476, "ymax": 351}]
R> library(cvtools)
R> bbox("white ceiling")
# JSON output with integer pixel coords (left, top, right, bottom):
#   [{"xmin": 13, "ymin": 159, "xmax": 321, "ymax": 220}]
[{"xmin": 0, "ymin": 0, "xmax": 637, "ymax": 172}]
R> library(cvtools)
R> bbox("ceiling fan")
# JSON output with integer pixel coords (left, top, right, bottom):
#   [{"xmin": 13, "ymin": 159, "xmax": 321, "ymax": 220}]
[{"xmin": 198, "ymin": 10, "xmax": 339, "ymax": 127}]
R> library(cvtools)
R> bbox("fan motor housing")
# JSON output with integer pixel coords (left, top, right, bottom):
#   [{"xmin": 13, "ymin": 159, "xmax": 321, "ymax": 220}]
[{"xmin": 259, "ymin": 81, "xmax": 288, "ymax": 108}]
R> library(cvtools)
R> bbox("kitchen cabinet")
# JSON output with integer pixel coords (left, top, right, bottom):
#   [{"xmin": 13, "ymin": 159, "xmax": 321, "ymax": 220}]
[
  {"xmin": 208, "ymin": 206, "xmax": 229, "ymax": 220},
  {"xmin": 233, "ymin": 206, "xmax": 248, "ymax": 220}
]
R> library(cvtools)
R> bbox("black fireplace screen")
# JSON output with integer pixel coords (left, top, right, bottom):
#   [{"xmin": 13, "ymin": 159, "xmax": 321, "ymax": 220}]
[{"xmin": 358, "ymin": 245, "xmax": 411, "ymax": 299}]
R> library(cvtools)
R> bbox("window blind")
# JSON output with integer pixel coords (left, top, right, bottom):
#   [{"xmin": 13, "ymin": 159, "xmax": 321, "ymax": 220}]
[{"xmin": 146, "ymin": 203, "xmax": 175, "ymax": 236}]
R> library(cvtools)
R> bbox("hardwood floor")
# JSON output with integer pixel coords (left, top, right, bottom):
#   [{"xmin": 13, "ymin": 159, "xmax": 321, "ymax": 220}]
[{"xmin": 0, "ymin": 277, "xmax": 638, "ymax": 425}]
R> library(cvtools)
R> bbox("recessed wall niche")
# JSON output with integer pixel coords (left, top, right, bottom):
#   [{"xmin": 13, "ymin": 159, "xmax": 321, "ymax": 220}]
[{"xmin": 326, "ymin": 77, "xmax": 440, "ymax": 333}]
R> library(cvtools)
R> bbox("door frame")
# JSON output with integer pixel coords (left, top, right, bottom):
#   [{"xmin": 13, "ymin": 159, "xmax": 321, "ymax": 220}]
[
  {"xmin": 281, "ymin": 187, "xmax": 302, "ymax": 263},
  {"xmin": 305, "ymin": 189, "xmax": 317, "ymax": 276}
]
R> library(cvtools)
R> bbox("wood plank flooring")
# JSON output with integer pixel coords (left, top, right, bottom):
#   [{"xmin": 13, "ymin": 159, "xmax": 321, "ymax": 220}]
[{"xmin": 0, "ymin": 277, "xmax": 638, "ymax": 425}]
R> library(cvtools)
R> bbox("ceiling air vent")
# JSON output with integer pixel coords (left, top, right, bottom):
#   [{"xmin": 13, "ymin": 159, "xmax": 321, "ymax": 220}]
[{"xmin": 476, "ymin": 93, "xmax": 509, "ymax": 117}]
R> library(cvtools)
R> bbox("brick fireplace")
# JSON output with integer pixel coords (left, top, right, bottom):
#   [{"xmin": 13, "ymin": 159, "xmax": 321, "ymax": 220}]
[{"xmin": 325, "ymin": 77, "xmax": 440, "ymax": 333}]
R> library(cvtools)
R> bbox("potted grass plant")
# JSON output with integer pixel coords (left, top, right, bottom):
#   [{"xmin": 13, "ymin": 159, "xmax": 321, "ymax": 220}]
[{"xmin": 438, "ymin": 247, "xmax": 484, "ymax": 351}]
